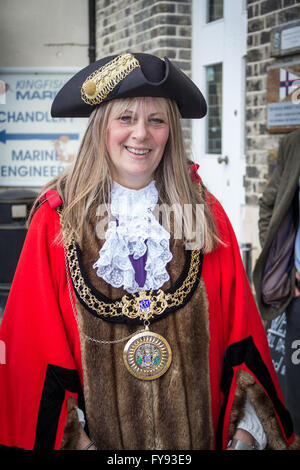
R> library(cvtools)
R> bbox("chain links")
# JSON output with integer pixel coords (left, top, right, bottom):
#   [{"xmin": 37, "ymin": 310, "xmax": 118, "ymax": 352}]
[
  {"xmin": 82, "ymin": 330, "xmax": 144, "ymax": 345},
  {"xmin": 64, "ymin": 232, "xmax": 201, "ymax": 321},
  {"xmin": 65, "ymin": 248, "xmax": 142, "ymax": 345}
]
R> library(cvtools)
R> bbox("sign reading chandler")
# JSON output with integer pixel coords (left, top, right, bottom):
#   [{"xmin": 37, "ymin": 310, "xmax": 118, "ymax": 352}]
[{"xmin": 0, "ymin": 70, "xmax": 87, "ymax": 187}]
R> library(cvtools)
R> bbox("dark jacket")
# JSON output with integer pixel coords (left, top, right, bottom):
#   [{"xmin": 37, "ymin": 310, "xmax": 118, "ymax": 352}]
[{"xmin": 253, "ymin": 129, "xmax": 300, "ymax": 321}]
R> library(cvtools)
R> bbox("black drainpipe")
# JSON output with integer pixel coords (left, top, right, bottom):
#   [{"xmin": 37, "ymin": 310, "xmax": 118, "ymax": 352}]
[{"xmin": 88, "ymin": 0, "xmax": 96, "ymax": 63}]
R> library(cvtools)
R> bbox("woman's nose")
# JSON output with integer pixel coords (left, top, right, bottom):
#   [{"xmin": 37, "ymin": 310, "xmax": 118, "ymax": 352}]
[{"xmin": 132, "ymin": 119, "xmax": 148, "ymax": 140}]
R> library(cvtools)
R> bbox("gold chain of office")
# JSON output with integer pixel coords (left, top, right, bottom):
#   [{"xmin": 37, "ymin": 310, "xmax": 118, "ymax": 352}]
[{"xmin": 61, "ymin": 221, "xmax": 202, "ymax": 321}]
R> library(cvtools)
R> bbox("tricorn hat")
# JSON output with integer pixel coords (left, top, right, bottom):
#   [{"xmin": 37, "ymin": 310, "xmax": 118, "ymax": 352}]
[{"xmin": 51, "ymin": 52, "xmax": 207, "ymax": 119}]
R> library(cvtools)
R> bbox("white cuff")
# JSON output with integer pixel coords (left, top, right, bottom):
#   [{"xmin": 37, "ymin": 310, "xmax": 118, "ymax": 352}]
[
  {"xmin": 77, "ymin": 407, "xmax": 86, "ymax": 428},
  {"xmin": 237, "ymin": 396, "xmax": 267, "ymax": 450}
]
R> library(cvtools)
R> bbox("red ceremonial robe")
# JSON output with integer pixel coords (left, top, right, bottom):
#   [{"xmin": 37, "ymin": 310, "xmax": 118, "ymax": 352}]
[{"xmin": 0, "ymin": 188, "xmax": 294, "ymax": 450}]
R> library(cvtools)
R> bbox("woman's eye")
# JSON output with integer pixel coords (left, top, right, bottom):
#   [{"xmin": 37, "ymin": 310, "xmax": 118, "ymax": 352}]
[
  {"xmin": 151, "ymin": 118, "xmax": 164, "ymax": 124},
  {"xmin": 119, "ymin": 115, "xmax": 133, "ymax": 122}
]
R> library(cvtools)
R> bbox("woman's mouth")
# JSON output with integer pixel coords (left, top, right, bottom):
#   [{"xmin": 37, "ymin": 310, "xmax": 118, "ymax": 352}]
[{"xmin": 125, "ymin": 146, "xmax": 151, "ymax": 156}]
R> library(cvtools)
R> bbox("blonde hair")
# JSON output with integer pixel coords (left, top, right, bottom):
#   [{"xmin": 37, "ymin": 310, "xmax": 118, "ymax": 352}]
[{"xmin": 35, "ymin": 97, "xmax": 220, "ymax": 252}]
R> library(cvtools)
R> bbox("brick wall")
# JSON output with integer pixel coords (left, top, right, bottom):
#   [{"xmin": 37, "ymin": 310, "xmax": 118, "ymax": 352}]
[
  {"xmin": 96, "ymin": 0, "xmax": 192, "ymax": 70},
  {"xmin": 95, "ymin": 0, "xmax": 193, "ymax": 146},
  {"xmin": 245, "ymin": 0, "xmax": 300, "ymax": 206}
]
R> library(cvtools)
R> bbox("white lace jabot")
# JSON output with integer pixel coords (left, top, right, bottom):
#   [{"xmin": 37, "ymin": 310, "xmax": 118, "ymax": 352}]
[{"xmin": 93, "ymin": 180, "xmax": 173, "ymax": 293}]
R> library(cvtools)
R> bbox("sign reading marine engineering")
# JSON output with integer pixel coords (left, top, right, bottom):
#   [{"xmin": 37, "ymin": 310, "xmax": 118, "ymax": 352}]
[{"xmin": 0, "ymin": 70, "xmax": 88, "ymax": 187}]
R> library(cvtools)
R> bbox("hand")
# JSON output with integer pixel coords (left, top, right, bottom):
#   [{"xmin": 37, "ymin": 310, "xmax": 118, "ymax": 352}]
[
  {"xmin": 226, "ymin": 428, "xmax": 256, "ymax": 450},
  {"xmin": 78, "ymin": 426, "xmax": 97, "ymax": 450}
]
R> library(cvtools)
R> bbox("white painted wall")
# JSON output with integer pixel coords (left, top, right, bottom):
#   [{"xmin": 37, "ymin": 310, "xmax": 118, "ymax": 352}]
[{"xmin": 0, "ymin": 0, "xmax": 89, "ymax": 67}]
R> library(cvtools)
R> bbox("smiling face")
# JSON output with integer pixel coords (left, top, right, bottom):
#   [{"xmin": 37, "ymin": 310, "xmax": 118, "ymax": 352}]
[{"xmin": 106, "ymin": 97, "xmax": 170, "ymax": 189}]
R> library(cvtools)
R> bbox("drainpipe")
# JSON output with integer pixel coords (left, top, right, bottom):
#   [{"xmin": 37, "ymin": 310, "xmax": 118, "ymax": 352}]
[{"xmin": 88, "ymin": 0, "xmax": 96, "ymax": 63}]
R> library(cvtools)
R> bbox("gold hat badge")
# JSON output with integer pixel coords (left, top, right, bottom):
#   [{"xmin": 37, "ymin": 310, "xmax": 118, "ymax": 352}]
[{"xmin": 81, "ymin": 53, "xmax": 140, "ymax": 106}]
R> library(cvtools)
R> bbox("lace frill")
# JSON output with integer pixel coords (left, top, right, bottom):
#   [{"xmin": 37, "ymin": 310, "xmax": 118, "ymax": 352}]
[{"xmin": 93, "ymin": 181, "xmax": 173, "ymax": 293}]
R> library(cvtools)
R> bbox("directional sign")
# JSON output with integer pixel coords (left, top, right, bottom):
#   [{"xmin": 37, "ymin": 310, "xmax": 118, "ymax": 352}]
[{"xmin": 0, "ymin": 70, "xmax": 88, "ymax": 187}]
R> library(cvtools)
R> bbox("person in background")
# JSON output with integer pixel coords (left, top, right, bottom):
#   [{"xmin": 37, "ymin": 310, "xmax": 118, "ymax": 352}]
[
  {"xmin": 0, "ymin": 52, "xmax": 294, "ymax": 451},
  {"xmin": 253, "ymin": 129, "xmax": 300, "ymax": 440}
]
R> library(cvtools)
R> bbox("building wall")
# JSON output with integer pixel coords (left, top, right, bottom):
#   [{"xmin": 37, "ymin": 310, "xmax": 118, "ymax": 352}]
[
  {"xmin": 243, "ymin": 0, "xmax": 300, "ymax": 265},
  {"xmin": 96, "ymin": 0, "xmax": 192, "ymax": 70},
  {"xmin": 0, "ymin": 0, "xmax": 89, "ymax": 67}
]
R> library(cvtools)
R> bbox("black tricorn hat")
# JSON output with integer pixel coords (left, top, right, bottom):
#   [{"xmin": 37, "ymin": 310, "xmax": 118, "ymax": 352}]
[{"xmin": 51, "ymin": 52, "xmax": 207, "ymax": 119}]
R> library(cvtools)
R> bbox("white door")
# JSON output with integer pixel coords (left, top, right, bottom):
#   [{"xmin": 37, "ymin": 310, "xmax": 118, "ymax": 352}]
[{"xmin": 192, "ymin": 0, "xmax": 247, "ymax": 242}]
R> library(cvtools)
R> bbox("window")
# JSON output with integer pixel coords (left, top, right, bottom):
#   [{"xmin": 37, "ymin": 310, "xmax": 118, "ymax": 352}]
[
  {"xmin": 207, "ymin": 0, "xmax": 223, "ymax": 23},
  {"xmin": 205, "ymin": 63, "xmax": 222, "ymax": 154}
]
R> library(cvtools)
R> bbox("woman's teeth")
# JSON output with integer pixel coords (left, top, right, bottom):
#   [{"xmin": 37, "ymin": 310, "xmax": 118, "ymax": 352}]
[{"xmin": 126, "ymin": 146, "xmax": 151, "ymax": 155}]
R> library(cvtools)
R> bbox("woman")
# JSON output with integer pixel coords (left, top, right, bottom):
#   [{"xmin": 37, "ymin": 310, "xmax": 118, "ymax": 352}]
[{"xmin": 0, "ymin": 53, "xmax": 294, "ymax": 451}]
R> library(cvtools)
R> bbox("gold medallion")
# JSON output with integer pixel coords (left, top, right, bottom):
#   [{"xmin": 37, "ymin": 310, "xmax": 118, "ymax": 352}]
[{"xmin": 123, "ymin": 330, "xmax": 172, "ymax": 381}]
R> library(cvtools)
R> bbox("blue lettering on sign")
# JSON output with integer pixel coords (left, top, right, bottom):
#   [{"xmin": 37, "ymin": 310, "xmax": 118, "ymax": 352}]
[
  {"xmin": 12, "ymin": 149, "xmax": 59, "ymax": 161},
  {"xmin": 0, "ymin": 111, "xmax": 68, "ymax": 123},
  {"xmin": 15, "ymin": 79, "xmax": 65, "ymax": 90},
  {"xmin": 16, "ymin": 90, "xmax": 56, "ymax": 100},
  {"xmin": 1, "ymin": 165, "xmax": 65, "ymax": 178}
]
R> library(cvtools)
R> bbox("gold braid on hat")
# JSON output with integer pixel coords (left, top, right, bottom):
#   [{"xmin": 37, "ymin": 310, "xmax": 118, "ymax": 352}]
[{"xmin": 81, "ymin": 53, "xmax": 140, "ymax": 106}]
